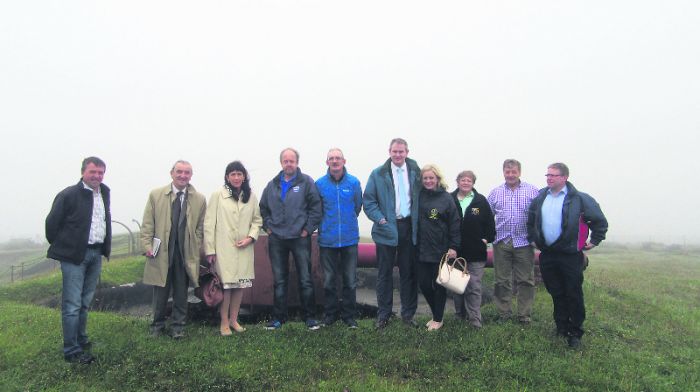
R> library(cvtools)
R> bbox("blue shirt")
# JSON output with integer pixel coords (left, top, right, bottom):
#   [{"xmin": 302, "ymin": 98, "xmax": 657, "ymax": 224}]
[
  {"xmin": 280, "ymin": 173, "xmax": 297, "ymax": 201},
  {"xmin": 541, "ymin": 185, "xmax": 568, "ymax": 246}
]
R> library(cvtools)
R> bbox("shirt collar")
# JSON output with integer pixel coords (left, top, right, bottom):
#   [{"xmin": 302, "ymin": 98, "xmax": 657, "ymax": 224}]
[
  {"xmin": 547, "ymin": 184, "xmax": 568, "ymax": 196},
  {"xmin": 172, "ymin": 184, "xmax": 187, "ymax": 195},
  {"xmin": 281, "ymin": 172, "xmax": 297, "ymax": 184},
  {"xmin": 391, "ymin": 162, "xmax": 406, "ymax": 172},
  {"xmin": 82, "ymin": 182, "xmax": 100, "ymax": 194}
]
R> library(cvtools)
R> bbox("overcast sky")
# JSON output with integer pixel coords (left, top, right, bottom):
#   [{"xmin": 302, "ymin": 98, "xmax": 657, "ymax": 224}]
[{"xmin": 1, "ymin": 1, "xmax": 698, "ymax": 244}]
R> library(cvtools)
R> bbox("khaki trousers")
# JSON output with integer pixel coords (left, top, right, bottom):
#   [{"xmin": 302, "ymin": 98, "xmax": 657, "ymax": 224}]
[{"xmin": 493, "ymin": 241, "xmax": 535, "ymax": 320}]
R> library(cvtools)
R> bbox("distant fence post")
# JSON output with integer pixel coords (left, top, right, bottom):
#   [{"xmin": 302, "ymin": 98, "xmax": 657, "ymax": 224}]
[
  {"xmin": 20, "ymin": 263, "xmax": 24, "ymax": 281},
  {"xmin": 111, "ymin": 220, "xmax": 134, "ymax": 256},
  {"xmin": 132, "ymin": 219, "xmax": 142, "ymax": 254},
  {"xmin": 10, "ymin": 265, "xmax": 14, "ymax": 283}
]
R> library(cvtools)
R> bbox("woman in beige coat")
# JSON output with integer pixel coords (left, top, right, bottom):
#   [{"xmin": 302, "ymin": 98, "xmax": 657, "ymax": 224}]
[{"xmin": 204, "ymin": 161, "xmax": 262, "ymax": 336}]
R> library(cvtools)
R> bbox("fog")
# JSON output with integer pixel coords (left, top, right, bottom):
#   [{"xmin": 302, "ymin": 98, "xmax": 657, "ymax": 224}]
[{"xmin": 2, "ymin": 1, "xmax": 698, "ymax": 245}]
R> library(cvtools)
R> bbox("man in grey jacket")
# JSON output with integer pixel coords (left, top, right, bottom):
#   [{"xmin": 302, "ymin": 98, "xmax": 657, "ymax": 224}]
[
  {"xmin": 260, "ymin": 148, "xmax": 323, "ymax": 330},
  {"xmin": 363, "ymin": 138, "xmax": 421, "ymax": 329}
]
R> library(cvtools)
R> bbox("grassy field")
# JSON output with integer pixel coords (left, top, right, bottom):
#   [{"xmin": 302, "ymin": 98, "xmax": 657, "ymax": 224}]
[{"xmin": 0, "ymin": 248, "xmax": 698, "ymax": 391}]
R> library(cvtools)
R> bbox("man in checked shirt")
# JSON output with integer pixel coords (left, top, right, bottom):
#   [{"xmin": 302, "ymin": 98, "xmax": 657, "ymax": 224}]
[{"xmin": 487, "ymin": 159, "xmax": 539, "ymax": 324}]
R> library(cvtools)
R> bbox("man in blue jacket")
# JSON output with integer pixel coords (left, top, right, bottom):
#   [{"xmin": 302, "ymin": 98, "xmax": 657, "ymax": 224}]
[
  {"xmin": 364, "ymin": 138, "xmax": 421, "ymax": 329},
  {"xmin": 316, "ymin": 148, "xmax": 363, "ymax": 328},
  {"xmin": 527, "ymin": 162, "xmax": 608, "ymax": 348},
  {"xmin": 45, "ymin": 157, "xmax": 112, "ymax": 364},
  {"xmin": 260, "ymin": 148, "xmax": 323, "ymax": 330}
]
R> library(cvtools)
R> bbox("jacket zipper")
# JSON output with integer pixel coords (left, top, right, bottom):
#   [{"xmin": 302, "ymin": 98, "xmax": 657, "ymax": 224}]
[{"xmin": 336, "ymin": 182, "xmax": 342, "ymax": 247}]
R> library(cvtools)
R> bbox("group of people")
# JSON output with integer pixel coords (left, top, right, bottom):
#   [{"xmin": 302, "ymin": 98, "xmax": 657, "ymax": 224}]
[{"xmin": 45, "ymin": 138, "xmax": 608, "ymax": 364}]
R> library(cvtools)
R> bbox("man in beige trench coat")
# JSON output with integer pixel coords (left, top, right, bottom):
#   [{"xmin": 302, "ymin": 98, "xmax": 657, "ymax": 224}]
[{"xmin": 140, "ymin": 160, "xmax": 207, "ymax": 338}]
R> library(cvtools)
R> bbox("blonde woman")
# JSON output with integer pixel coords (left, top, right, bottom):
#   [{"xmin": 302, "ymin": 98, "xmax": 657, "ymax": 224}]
[
  {"xmin": 415, "ymin": 164, "xmax": 461, "ymax": 331},
  {"xmin": 204, "ymin": 161, "xmax": 262, "ymax": 336}
]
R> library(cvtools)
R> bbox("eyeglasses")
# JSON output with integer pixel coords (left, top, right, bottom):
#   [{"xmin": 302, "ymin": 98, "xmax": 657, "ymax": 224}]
[{"xmin": 544, "ymin": 174, "xmax": 563, "ymax": 178}]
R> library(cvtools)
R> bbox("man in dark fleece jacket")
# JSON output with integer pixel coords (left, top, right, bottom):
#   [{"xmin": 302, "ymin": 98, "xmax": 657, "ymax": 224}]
[
  {"xmin": 260, "ymin": 148, "xmax": 322, "ymax": 331},
  {"xmin": 527, "ymin": 162, "xmax": 608, "ymax": 349}
]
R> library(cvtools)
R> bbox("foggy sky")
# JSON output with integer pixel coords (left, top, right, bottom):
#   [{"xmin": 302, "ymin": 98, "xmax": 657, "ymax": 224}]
[{"xmin": 2, "ymin": 1, "xmax": 699, "ymax": 244}]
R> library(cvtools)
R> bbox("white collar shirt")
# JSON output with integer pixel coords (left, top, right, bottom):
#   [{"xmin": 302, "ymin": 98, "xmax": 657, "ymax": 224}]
[
  {"xmin": 83, "ymin": 181, "xmax": 106, "ymax": 244},
  {"xmin": 391, "ymin": 162, "xmax": 411, "ymax": 218}
]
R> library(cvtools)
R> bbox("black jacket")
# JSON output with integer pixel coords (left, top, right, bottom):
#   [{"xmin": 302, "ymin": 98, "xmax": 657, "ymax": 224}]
[
  {"xmin": 416, "ymin": 187, "xmax": 460, "ymax": 263},
  {"xmin": 259, "ymin": 168, "xmax": 322, "ymax": 239},
  {"xmin": 527, "ymin": 181, "xmax": 608, "ymax": 254},
  {"xmin": 46, "ymin": 181, "xmax": 112, "ymax": 264},
  {"xmin": 451, "ymin": 189, "xmax": 495, "ymax": 261}
]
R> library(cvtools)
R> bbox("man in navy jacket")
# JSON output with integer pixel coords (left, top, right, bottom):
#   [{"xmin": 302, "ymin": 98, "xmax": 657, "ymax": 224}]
[
  {"xmin": 527, "ymin": 162, "xmax": 608, "ymax": 348},
  {"xmin": 316, "ymin": 148, "xmax": 363, "ymax": 328},
  {"xmin": 46, "ymin": 156, "xmax": 111, "ymax": 364},
  {"xmin": 260, "ymin": 148, "xmax": 322, "ymax": 330}
]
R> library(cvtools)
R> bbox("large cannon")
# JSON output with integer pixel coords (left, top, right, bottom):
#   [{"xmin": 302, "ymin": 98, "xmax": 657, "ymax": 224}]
[{"xmin": 237, "ymin": 235, "xmax": 583, "ymax": 311}]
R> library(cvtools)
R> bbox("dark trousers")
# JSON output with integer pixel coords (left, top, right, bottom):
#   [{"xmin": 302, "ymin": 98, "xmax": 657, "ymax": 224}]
[
  {"xmin": 539, "ymin": 250, "xmax": 586, "ymax": 337},
  {"xmin": 320, "ymin": 245, "xmax": 358, "ymax": 321},
  {"xmin": 151, "ymin": 250, "xmax": 189, "ymax": 332},
  {"xmin": 268, "ymin": 235, "xmax": 315, "ymax": 321},
  {"xmin": 417, "ymin": 261, "xmax": 447, "ymax": 322},
  {"xmin": 375, "ymin": 219, "xmax": 417, "ymax": 321}
]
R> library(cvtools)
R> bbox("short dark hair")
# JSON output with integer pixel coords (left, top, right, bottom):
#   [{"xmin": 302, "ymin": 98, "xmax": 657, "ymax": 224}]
[
  {"xmin": 502, "ymin": 159, "xmax": 521, "ymax": 171},
  {"xmin": 548, "ymin": 162, "xmax": 569, "ymax": 177},
  {"xmin": 389, "ymin": 138, "xmax": 408, "ymax": 149},
  {"xmin": 279, "ymin": 148, "xmax": 300, "ymax": 163},
  {"xmin": 81, "ymin": 156, "xmax": 106, "ymax": 173}
]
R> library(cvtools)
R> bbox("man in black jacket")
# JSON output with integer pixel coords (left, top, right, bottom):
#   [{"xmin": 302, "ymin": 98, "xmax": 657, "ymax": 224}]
[
  {"xmin": 527, "ymin": 162, "xmax": 607, "ymax": 348},
  {"xmin": 46, "ymin": 157, "xmax": 112, "ymax": 364}
]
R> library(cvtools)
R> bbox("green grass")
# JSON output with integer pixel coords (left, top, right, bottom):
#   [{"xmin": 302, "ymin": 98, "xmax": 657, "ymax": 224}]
[{"xmin": 0, "ymin": 249, "xmax": 698, "ymax": 391}]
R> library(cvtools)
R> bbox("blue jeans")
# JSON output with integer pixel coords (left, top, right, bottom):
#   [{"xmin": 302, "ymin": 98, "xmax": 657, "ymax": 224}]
[
  {"xmin": 320, "ymin": 245, "xmax": 358, "ymax": 321},
  {"xmin": 60, "ymin": 248, "xmax": 102, "ymax": 357},
  {"xmin": 268, "ymin": 235, "xmax": 316, "ymax": 321}
]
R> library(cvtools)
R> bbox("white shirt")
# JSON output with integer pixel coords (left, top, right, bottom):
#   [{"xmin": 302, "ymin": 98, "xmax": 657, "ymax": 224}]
[
  {"xmin": 171, "ymin": 184, "xmax": 186, "ymax": 207},
  {"xmin": 83, "ymin": 182, "xmax": 106, "ymax": 244},
  {"xmin": 391, "ymin": 162, "xmax": 411, "ymax": 218}
]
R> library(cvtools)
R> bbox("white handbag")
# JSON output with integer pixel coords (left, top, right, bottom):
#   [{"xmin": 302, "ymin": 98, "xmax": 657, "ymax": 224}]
[{"xmin": 435, "ymin": 254, "xmax": 470, "ymax": 294}]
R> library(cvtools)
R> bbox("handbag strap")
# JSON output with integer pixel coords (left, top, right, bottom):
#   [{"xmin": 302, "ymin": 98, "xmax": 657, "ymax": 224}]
[{"xmin": 453, "ymin": 257, "xmax": 468, "ymax": 275}]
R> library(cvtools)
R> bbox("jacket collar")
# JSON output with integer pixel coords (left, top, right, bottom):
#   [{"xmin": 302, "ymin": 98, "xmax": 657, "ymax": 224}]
[
  {"xmin": 326, "ymin": 167, "xmax": 347, "ymax": 183},
  {"xmin": 75, "ymin": 180, "xmax": 110, "ymax": 194}
]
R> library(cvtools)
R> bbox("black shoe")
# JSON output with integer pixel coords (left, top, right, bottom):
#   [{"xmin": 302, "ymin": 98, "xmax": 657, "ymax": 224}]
[
  {"xmin": 495, "ymin": 314, "xmax": 512, "ymax": 324},
  {"xmin": 65, "ymin": 352, "xmax": 95, "ymax": 364},
  {"xmin": 375, "ymin": 319, "xmax": 389, "ymax": 329},
  {"xmin": 402, "ymin": 318, "xmax": 418, "ymax": 328},
  {"xmin": 171, "ymin": 329, "xmax": 185, "ymax": 339},
  {"xmin": 567, "ymin": 336, "xmax": 581, "ymax": 348},
  {"xmin": 80, "ymin": 341, "xmax": 92, "ymax": 351},
  {"xmin": 322, "ymin": 316, "xmax": 337, "ymax": 327},
  {"xmin": 343, "ymin": 318, "xmax": 359, "ymax": 329},
  {"xmin": 518, "ymin": 317, "xmax": 531, "ymax": 325}
]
